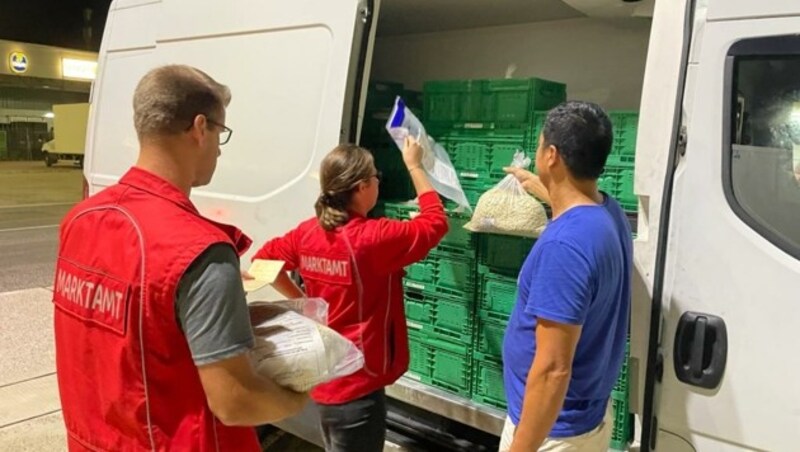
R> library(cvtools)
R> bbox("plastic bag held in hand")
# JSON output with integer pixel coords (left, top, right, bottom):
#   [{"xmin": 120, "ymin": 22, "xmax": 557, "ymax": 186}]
[
  {"xmin": 248, "ymin": 299, "xmax": 364, "ymax": 392},
  {"xmin": 464, "ymin": 151, "xmax": 547, "ymax": 238},
  {"xmin": 385, "ymin": 97, "xmax": 471, "ymax": 210}
]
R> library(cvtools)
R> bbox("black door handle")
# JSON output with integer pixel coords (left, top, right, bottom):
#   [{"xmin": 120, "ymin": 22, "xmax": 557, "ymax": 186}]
[{"xmin": 674, "ymin": 311, "xmax": 727, "ymax": 389}]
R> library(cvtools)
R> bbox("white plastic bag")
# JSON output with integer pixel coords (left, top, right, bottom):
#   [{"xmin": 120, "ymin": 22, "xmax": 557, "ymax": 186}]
[
  {"xmin": 249, "ymin": 297, "xmax": 329, "ymax": 325},
  {"xmin": 464, "ymin": 151, "xmax": 547, "ymax": 237},
  {"xmin": 247, "ymin": 299, "xmax": 364, "ymax": 392},
  {"xmin": 386, "ymin": 97, "xmax": 471, "ymax": 210}
]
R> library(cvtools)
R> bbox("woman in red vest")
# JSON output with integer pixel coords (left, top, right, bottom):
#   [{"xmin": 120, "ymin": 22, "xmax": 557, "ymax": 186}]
[{"xmin": 252, "ymin": 137, "xmax": 448, "ymax": 451}]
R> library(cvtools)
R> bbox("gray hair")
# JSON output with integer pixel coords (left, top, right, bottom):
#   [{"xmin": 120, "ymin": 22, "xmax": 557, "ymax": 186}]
[{"xmin": 132, "ymin": 65, "xmax": 231, "ymax": 139}]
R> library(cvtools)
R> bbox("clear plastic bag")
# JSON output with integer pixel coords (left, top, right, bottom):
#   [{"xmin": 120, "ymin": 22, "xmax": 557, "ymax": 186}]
[
  {"xmin": 385, "ymin": 97, "xmax": 471, "ymax": 210},
  {"xmin": 464, "ymin": 151, "xmax": 547, "ymax": 238},
  {"xmin": 247, "ymin": 299, "xmax": 364, "ymax": 392},
  {"xmin": 249, "ymin": 297, "xmax": 329, "ymax": 325}
]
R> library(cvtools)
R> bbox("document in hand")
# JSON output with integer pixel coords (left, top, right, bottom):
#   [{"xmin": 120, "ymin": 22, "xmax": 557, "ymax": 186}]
[{"xmin": 243, "ymin": 259, "xmax": 286, "ymax": 293}]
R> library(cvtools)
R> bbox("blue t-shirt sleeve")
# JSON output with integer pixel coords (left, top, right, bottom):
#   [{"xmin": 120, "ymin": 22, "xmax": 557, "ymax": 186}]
[{"xmin": 524, "ymin": 240, "xmax": 593, "ymax": 325}]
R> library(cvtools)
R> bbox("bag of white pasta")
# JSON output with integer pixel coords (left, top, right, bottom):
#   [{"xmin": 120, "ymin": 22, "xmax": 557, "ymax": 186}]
[
  {"xmin": 464, "ymin": 151, "xmax": 547, "ymax": 238},
  {"xmin": 247, "ymin": 300, "xmax": 364, "ymax": 392}
]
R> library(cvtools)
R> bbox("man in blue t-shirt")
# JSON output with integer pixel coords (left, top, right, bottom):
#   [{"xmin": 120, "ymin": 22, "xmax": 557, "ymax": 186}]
[{"xmin": 500, "ymin": 101, "xmax": 632, "ymax": 451}]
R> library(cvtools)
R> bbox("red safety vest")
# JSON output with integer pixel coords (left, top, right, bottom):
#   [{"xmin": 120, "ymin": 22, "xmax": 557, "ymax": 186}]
[
  {"xmin": 53, "ymin": 167, "xmax": 259, "ymax": 451},
  {"xmin": 253, "ymin": 191, "xmax": 448, "ymax": 404}
]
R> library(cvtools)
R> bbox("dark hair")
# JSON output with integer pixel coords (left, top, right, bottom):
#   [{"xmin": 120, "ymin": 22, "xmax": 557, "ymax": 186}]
[
  {"xmin": 133, "ymin": 65, "xmax": 231, "ymax": 139},
  {"xmin": 314, "ymin": 144, "xmax": 375, "ymax": 231},
  {"xmin": 541, "ymin": 101, "xmax": 613, "ymax": 180}
]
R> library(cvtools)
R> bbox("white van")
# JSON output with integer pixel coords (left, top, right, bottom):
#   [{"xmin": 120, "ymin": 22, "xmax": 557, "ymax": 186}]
[{"xmin": 84, "ymin": 1, "xmax": 800, "ymax": 450}]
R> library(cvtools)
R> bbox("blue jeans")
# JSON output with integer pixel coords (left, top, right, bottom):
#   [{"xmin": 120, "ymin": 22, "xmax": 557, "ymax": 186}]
[{"xmin": 317, "ymin": 389, "xmax": 386, "ymax": 452}]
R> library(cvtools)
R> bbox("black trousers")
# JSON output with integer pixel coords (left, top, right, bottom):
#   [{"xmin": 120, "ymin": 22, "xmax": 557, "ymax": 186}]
[{"xmin": 317, "ymin": 389, "xmax": 387, "ymax": 452}]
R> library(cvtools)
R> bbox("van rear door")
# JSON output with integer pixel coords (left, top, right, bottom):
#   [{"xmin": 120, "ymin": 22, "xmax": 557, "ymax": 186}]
[
  {"xmin": 642, "ymin": 4, "xmax": 800, "ymax": 450},
  {"xmin": 85, "ymin": 0, "xmax": 376, "ymax": 248}
]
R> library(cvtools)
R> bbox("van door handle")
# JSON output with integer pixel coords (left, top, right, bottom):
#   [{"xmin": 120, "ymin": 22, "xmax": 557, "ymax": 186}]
[{"xmin": 673, "ymin": 311, "xmax": 727, "ymax": 389}]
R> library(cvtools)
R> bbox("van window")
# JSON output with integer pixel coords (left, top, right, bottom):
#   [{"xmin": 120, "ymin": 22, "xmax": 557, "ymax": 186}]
[{"xmin": 726, "ymin": 36, "xmax": 800, "ymax": 258}]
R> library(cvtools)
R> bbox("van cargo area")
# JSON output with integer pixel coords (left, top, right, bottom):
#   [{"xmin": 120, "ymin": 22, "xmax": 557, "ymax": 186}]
[{"xmin": 304, "ymin": 2, "xmax": 647, "ymax": 450}]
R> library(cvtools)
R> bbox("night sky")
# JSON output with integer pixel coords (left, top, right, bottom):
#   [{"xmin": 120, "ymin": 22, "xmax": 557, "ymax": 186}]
[{"xmin": 0, "ymin": 0, "xmax": 113, "ymax": 51}]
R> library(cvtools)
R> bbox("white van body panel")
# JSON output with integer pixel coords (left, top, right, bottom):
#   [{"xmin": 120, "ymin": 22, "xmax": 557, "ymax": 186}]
[
  {"xmin": 653, "ymin": 13, "xmax": 800, "ymax": 450},
  {"xmin": 85, "ymin": 0, "xmax": 365, "ymax": 255}
]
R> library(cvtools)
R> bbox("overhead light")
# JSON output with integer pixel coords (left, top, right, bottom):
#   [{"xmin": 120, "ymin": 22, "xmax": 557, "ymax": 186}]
[
  {"xmin": 43, "ymin": 112, "xmax": 54, "ymax": 118},
  {"xmin": 62, "ymin": 58, "xmax": 97, "ymax": 80}
]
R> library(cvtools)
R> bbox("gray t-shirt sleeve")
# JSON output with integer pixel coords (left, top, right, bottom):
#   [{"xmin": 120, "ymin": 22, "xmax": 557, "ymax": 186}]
[{"xmin": 176, "ymin": 243, "xmax": 255, "ymax": 366}]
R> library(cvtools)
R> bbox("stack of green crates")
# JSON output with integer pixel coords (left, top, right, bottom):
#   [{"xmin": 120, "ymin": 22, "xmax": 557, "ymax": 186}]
[
  {"xmin": 602, "ymin": 111, "xmax": 639, "ymax": 212},
  {"xmin": 379, "ymin": 201, "xmax": 477, "ymax": 398},
  {"xmin": 424, "ymin": 77, "xmax": 566, "ymax": 207},
  {"xmin": 471, "ymin": 234, "xmax": 535, "ymax": 410},
  {"xmin": 610, "ymin": 341, "xmax": 633, "ymax": 450}
]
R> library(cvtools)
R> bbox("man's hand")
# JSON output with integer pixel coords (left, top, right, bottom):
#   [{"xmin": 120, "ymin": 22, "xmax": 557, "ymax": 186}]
[{"xmin": 504, "ymin": 167, "xmax": 550, "ymax": 204}]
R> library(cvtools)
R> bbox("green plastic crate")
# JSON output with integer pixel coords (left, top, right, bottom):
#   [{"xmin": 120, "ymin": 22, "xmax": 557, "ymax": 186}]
[
  {"xmin": 485, "ymin": 78, "xmax": 566, "ymax": 130},
  {"xmin": 606, "ymin": 153, "xmax": 636, "ymax": 167},
  {"xmin": 613, "ymin": 341, "xmax": 631, "ymax": 394},
  {"xmin": 609, "ymin": 111, "xmax": 640, "ymax": 129},
  {"xmin": 424, "ymin": 80, "xmax": 487, "ymax": 127},
  {"xmin": 424, "ymin": 78, "xmax": 565, "ymax": 131},
  {"xmin": 598, "ymin": 173, "xmax": 618, "ymax": 196},
  {"xmin": 459, "ymin": 179, "xmax": 493, "ymax": 208},
  {"xmin": 404, "ymin": 291, "xmax": 475, "ymax": 344},
  {"xmin": 380, "ymin": 200, "xmax": 418, "ymax": 220},
  {"xmin": 478, "ymin": 234, "xmax": 536, "ymax": 276},
  {"xmin": 472, "ymin": 359, "xmax": 507, "ymax": 410},
  {"xmin": 530, "ymin": 111, "xmax": 548, "ymax": 141},
  {"xmin": 474, "ymin": 313, "xmax": 507, "ymax": 362},
  {"xmin": 436, "ymin": 257, "xmax": 476, "ymax": 289},
  {"xmin": 478, "ymin": 264, "xmax": 518, "ymax": 320},
  {"xmin": 407, "ymin": 330, "xmax": 431, "ymax": 378},
  {"xmin": 617, "ymin": 170, "xmax": 636, "ymax": 212},
  {"xmin": 448, "ymin": 141, "xmax": 533, "ymax": 183},
  {"xmin": 435, "ymin": 214, "xmax": 479, "ymax": 259},
  {"xmin": 610, "ymin": 391, "xmax": 633, "ymax": 450},
  {"xmin": 405, "ymin": 258, "xmax": 435, "ymax": 284},
  {"xmin": 404, "ymin": 295, "xmax": 434, "ymax": 325},
  {"xmin": 405, "ymin": 333, "xmax": 473, "ymax": 397},
  {"xmin": 404, "ymin": 254, "xmax": 477, "ymax": 300}
]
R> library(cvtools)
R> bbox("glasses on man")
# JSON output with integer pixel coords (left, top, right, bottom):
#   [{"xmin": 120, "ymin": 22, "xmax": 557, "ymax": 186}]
[{"xmin": 206, "ymin": 118, "xmax": 233, "ymax": 145}]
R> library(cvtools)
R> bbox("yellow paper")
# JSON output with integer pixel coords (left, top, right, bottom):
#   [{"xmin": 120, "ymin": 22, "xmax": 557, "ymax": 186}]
[
  {"xmin": 242, "ymin": 279, "xmax": 269, "ymax": 293},
  {"xmin": 243, "ymin": 259, "xmax": 286, "ymax": 293},
  {"xmin": 249, "ymin": 259, "xmax": 285, "ymax": 282}
]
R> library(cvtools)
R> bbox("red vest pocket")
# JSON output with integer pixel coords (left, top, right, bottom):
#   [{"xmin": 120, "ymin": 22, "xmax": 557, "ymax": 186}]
[{"xmin": 53, "ymin": 258, "xmax": 131, "ymax": 336}]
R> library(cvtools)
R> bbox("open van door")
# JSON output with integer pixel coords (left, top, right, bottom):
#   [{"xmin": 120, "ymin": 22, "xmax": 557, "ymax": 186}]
[
  {"xmin": 641, "ymin": 2, "xmax": 800, "ymax": 450},
  {"xmin": 85, "ymin": 0, "xmax": 376, "ymax": 252}
]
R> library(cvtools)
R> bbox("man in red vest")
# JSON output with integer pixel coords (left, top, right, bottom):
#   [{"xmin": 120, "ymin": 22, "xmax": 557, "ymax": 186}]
[{"xmin": 52, "ymin": 65, "xmax": 308, "ymax": 451}]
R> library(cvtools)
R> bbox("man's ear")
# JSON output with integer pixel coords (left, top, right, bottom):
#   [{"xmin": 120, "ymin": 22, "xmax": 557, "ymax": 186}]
[
  {"xmin": 188, "ymin": 114, "xmax": 208, "ymax": 142},
  {"xmin": 545, "ymin": 144, "xmax": 560, "ymax": 168}
]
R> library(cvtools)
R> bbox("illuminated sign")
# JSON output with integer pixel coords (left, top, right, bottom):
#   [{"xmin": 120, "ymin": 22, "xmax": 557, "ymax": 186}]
[
  {"xmin": 9, "ymin": 52, "xmax": 28, "ymax": 73},
  {"xmin": 62, "ymin": 58, "xmax": 97, "ymax": 80}
]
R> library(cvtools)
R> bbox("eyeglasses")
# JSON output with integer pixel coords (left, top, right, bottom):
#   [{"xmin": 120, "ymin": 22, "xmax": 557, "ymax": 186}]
[
  {"xmin": 206, "ymin": 118, "xmax": 233, "ymax": 145},
  {"xmin": 371, "ymin": 170, "xmax": 382, "ymax": 183}
]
